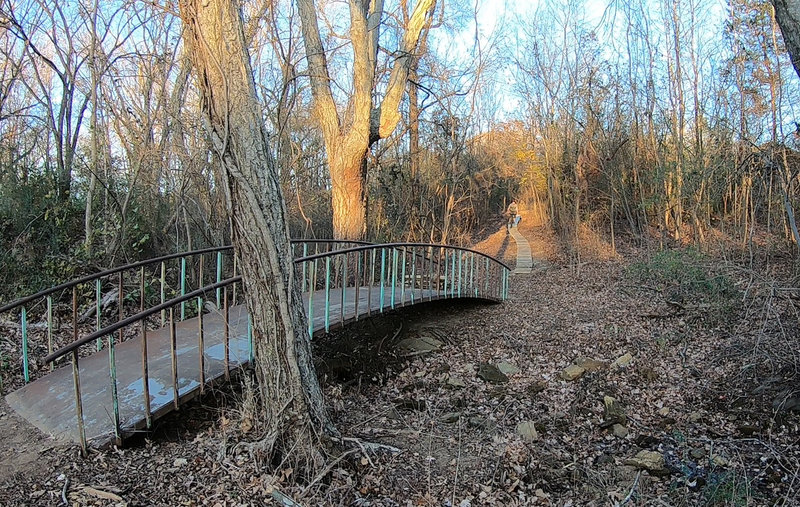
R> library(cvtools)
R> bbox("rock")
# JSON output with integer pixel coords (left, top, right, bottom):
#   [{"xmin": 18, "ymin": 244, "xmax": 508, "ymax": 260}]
[
  {"xmin": 603, "ymin": 396, "xmax": 627, "ymax": 426},
  {"xmin": 560, "ymin": 364, "xmax": 585, "ymax": 381},
  {"xmin": 575, "ymin": 357, "xmax": 607, "ymax": 372},
  {"xmin": 173, "ymin": 458, "xmax": 188, "ymax": 467},
  {"xmin": 690, "ymin": 448, "xmax": 706, "ymax": 460},
  {"xmin": 477, "ymin": 363, "xmax": 509, "ymax": 384},
  {"xmin": 497, "ymin": 362, "xmax": 520, "ymax": 375},
  {"xmin": 397, "ymin": 336, "xmax": 443, "ymax": 355},
  {"xmin": 712, "ymin": 455, "xmax": 728, "ymax": 466},
  {"xmin": 447, "ymin": 376, "xmax": 466, "ymax": 388},
  {"xmin": 612, "ymin": 424, "xmax": 629, "ymax": 438},
  {"xmin": 634, "ymin": 434, "xmax": 660, "ymax": 447},
  {"xmin": 657, "ymin": 407, "xmax": 670, "ymax": 417},
  {"xmin": 688, "ymin": 411, "xmax": 703, "ymax": 423},
  {"xmin": 468, "ymin": 417, "xmax": 495, "ymax": 431},
  {"xmin": 528, "ymin": 381, "xmax": 547, "ymax": 395},
  {"xmin": 737, "ymin": 424, "xmax": 759, "ymax": 436},
  {"xmin": 612, "ymin": 353, "xmax": 633, "ymax": 368},
  {"xmin": 624, "ymin": 450, "xmax": 669, "ymax": 476},
  {"xmin": 516, "ymin": 421, "xmax": 539, "ymax": 442},
  {"xmin": 773, "ymin": 395, "xmax": 800, "ymax": 413},
  {"xmin": 439, "ymin": 412, "xmax": 462, "ymax": 424}
]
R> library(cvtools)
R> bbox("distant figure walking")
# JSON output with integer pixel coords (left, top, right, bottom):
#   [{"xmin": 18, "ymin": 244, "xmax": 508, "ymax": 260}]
[{"xmin": 506, "ymin": 200, "xmax": 521, "ymax": 230}]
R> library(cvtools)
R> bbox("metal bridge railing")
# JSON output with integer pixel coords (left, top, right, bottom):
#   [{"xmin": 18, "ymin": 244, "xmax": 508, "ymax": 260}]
[
  {"xmin": 0, "ymin": 240, "xmax": 370, "ymax": 393},
  {"xmin": 1, "ymin": 240, "xmax": 508, "ymax": 453}
]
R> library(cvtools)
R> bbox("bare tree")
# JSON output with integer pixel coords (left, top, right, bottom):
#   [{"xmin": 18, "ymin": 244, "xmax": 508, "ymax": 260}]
[
  {"xmin": 178, "ymin": 0, "xmax": 334, "ymax": 470},
  {"xmin": 297, "ymin": 0, "xmax": 437, "ymax": 239}
]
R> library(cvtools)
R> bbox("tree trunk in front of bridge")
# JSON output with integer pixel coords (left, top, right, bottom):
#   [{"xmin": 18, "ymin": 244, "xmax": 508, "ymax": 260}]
[{"xmin": 178, "ymin": 0, "xmax": 335, "ymax": 473}]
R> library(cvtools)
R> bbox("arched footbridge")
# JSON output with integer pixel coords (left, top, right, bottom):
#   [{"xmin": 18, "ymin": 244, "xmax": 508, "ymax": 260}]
[{"xmin": 0, "ymin": 240, "xmax": 509, "ymax": 452}]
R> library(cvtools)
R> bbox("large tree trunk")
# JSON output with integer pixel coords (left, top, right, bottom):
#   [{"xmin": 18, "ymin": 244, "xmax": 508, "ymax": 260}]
[
  {"xmin": 178, "ymin": 0, "xmax": 334, "ymax": 471},
  {"xmin": 772, "ymin": 0, "xmax": 800, "ymax": 77}
]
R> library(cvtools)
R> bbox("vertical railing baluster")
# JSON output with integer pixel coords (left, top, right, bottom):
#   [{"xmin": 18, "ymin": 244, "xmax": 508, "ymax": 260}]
[
  {"xmin": 141, "ymin": 273, "xmax": 151, "ymax": 429},
  {"xmin": 170, "ymin": 308, "xmax": 178, "ymax": 410},
  {"xmin": 232, "ymin": 255, "xmax": 238, "ymax": 306},
  {"xmin": 308, "ymin": 259, "xmax": 317, "ymax": 338},
  {"xmin": 391, "ymin": 248, "xmax": 398, "ymax": 309},
  {"xmin": 485, "ymin": 257, "xmax": 490, "ymax": 296},
  {"xmin": 180, "ymin": 257, "xmax": 187, "ymax": 320},
  {"xmin": 354, "ymin": 251, "xmax": 361, "ymax": 321},
  {"xmin": 409, "ymin": 247, "xmax": 415, "ymax": 304},
  {"xmin": 458, "ymin": 251, "xmax": 462, "ymax": 297},
  {"xmin": 160, "ymin": 261, "xmax": 166, "ymax": 327},
  {"xmin": 21, "ymin": 306, "xmax": 29, "ymax": 383},
  {"xmin": 301, "ymin": 243, "xmax": 308, "ymax": 292},
  {"xmin": 216, "ymin": 251, "xmax": 223, "ymax": 308},
  {"xmin": 71, "ymin": 350, "xmax": 87, "ymax": 456},
  {"xmin": 108, "ymin": 332, "xmax": 121, "ymax": 445},
  {"xmin": 451, "ymin": 252, "xmax": 457, "ymax": 297},
  {"xmin": 198, "ymin": 295, "xmax": 205, "ymax": 394},
  {"xmin": 428, "ymin": 249, "xmax": 434, "ymax": 300},
  {"xmin": 379, "ymin": 248, "xmax": 386, "ymax": 312},
  {"xmin": 223, "ymin": 287, "xmax": 230, "ymax": 380},
  {"xmin": 340, "ymin": 254, "xmax": 347, "ymax": 325},
  {"xmin": 443, "ymin": 250, "xmax": 449, "ymax": 297},
  {"xmin": 368, "ymin": 249, "xmax": 375, "ymax": 316},
  {"xmin": 324, "ymin": 255, "xmax": 331, "ymax": 333},
  {"xmin": 96, "ymin": 279, "xmax": 102, "ymax": 351},
  {"xmin": 47, "ymin": 296, "xmax": 53, "ymax": 371}
]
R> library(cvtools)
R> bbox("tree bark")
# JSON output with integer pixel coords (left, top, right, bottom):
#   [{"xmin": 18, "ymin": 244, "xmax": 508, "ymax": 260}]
[
  {"xmin": 772, "ymin": 0, "xmax": 800, "ymax": 78},
  {"xmin": 178, "ymin": 0, "xmax": 334, "ymax": 470},
  {"xmin": 297, "ymin": 0, "xmax": 436, "ymax": 239}
]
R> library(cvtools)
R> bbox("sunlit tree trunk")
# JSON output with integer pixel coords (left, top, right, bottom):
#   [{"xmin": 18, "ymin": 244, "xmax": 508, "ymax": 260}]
[
  {"xmin": 297, "ymin": 0, "xmax": 436, "ymax": 240},
  {"xmin": 178, "ymin": 0, "xmax": 334, "ymax": 470}
]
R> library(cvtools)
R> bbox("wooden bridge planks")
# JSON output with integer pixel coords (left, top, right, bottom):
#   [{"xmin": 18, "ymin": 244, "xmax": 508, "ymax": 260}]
[{"xmin": 5, "ymin": 286, "xmax": 442, "ymax": 447}]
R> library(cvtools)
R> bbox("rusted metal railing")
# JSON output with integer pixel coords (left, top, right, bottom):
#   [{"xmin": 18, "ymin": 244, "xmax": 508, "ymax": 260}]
[{"xmin": 1, "ymin": 240, "xmax": 508, "ymax": 453}]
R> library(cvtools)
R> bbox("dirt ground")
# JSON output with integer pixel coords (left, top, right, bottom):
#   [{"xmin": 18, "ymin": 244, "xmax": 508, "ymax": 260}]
[{"xmin": 1, "ymin": 219, "xmax": 799, "ymax": 506}]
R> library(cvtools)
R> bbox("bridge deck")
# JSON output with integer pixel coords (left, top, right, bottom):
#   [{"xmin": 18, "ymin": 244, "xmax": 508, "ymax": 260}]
[{"xmin": 6, "ymin": 286, "xmax": 443, "ymax": 447}]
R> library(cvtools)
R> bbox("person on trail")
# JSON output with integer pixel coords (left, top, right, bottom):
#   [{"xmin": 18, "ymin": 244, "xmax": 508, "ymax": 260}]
[{"xmin": 506, "ymin": 200, "xmax": 521, "ymax": 230}]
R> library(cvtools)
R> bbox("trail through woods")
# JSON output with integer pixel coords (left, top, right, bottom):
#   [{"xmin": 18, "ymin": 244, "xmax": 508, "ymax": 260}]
[{"xmin": 0, "ymin": 219, "xmax": 798, "ymax": 505}]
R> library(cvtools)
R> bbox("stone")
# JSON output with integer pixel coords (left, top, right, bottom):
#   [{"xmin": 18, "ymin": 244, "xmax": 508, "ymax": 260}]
[
  {"xmin": 447, "ymin": 376, "xmax": 466, "ymax": 388},
  {"xmin": 690, "ymin": 448, "xmax": 706, "ymax": 460},
  {"xmin": 516, "ymin": 421, "xmax": 539, "ymax": 442},
  {"xmin": 612, "ymin": 424, "xmax": 629, "ymax": 438},
  {"xmin": 575, "ymin": 357, "xmax": 607, "ymax": 372},
  {"xmin": 624, "ymin": 450, "xmax": 669, "ymax": 476},
  {"xmin": 560, "ymin": 364, "xmax": 585, "ymax": 381},
  {"xmin": 439, "ymin": 412, "xmax": 462, "ymax": 424},
  {"xmin": 477, "ymin": 363, "xmax": 509, "ymax": 384},
  {"xmin": 773, "ymin": 395, "xmax": 800, "ymax": 413},
  {"xmin": 712, "ymin": 455, "xmax": 728, "ymax": 466},
  {"xmin": 528, "ymin": 381, "xmax": 547, "ymax": 395},
  {"xmin": 688, "ymin": 411, "xmax": 703, "ymax": 423},
  {"xmin": 612, "ymin": 353, "xmax": 633, "ymax": 368},
  {"xmin": 173, "ymin": 458, "xmax": 188, "ymax": 467},
  {"xmin": 397, "ymin": 336, "xmax": 443, "ymax": 355},
  {"xmin": 497, "ymin": 362, "xmax": 520, "ymax": 375},
  {"xmin": 657, "ymin": 407, "xmax": 670, "ymax": 417},
  {"xmin": 737, "ymin": 424, "xmax": 759, "ymax": 436},
  {"xmin": 603, "ymin": 396, "xmax": 627, "ymax": 425}
]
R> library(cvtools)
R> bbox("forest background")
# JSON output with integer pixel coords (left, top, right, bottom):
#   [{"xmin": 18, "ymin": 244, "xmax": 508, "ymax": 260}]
[{"xmin": 1, "ymin": 0, "xmax": 798, "ymax": 301}]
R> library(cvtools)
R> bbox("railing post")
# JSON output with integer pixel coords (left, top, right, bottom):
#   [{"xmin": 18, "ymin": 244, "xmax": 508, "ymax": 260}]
[
  {"xmin": 216, "ymin": 251, "xmax": 223, "ymax": 308},
  {"xmin": 308, "ymin": 259, "xmax": 316, "ymax": 338},
  {"xmin": 379, "ymin": 248, "xmax": 386, "ymax": 312},
  {"xmin": 71, "ymin": 350, "xmax": 87, "ymax": 456},
  {"xmin": 169, "ymin": 308, "xmax": 179, "ymax": 410},
  {"xmin": 368, "ymin": 249, "xmax": 375, "ymax": 316},
  {"xmin": 96, "ymin": 278, "xmax": 103, "ymax": 351},
  {"xmin": 485, "ymin": 257, "xmax": 490, "ymax": 296},
  {"xmin": 108, "ymin": 333, "xmax": 121, "ymax": 445},
  {"xmin": 391, "ymin": 248, "xmax": 398, "ymax": 309},
  {"xmin": 458, "ymin": 250, "xmax": 463, "ymax": 298},
  {"xmin": 443, "ymin": 250, "xmax": 449, "ymax": 298},
  {"xmin": 141, "ymin": 275, "xmax": 151, "ymax": 429},
  {"xmin": 354, "ymin": 251, "xmax": 361, "ymax": 321},
  {"xmin": 47, "ymin": 296, "xmax": 53, "ymax": 371},
  {"xmin": 409, "ymin": 247, "xmax": 415, "ymax": 304},
  {"xmin": 340, "ymin": 254, "xmax": 347, "ymax": 325},
  {"xmin": 198, "ymin": 295, "xmax": 205, "ymax": 394},
  {"xmin": 324, "ymin": 256, "xmax": 331, "ymax": 333},
  {"xmin": 180, "ymin": 257, "xmax": 187, "ymax": 321},
  {"xmin": 21, "ymin": 307, "xmax": 29, "ymax": 383},
  {"xmin": 223, "ymin": 287, "xmax": 230, "ymax": 380},
  {"xmin": 160, "ymin": 261, "xmax": 166, "ymax": 327}
]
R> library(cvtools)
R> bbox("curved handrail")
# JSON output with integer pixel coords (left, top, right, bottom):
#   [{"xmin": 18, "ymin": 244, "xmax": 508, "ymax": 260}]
[
  {"xmin": 0, "ymin": 245, "xmax": 234, "ymax": 314},
  {"xmin": 295, "ymin": 242, "xmax": 510, "ymax": 271},
  {"xmin": 0, "ymin": 239, "xmax": 374, "ymax": 314},
  {"xmin": 43, "ymin": 277, "xmax": 242, "ymax": 364}
]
